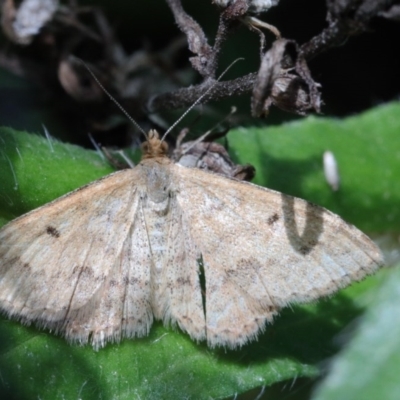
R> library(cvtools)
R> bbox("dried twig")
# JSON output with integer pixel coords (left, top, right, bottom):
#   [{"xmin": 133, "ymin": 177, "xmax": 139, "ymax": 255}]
[
  {"xmin": 0, "ymin": 0, "xmax": 397, "ymax": 136},
  {"xmin": 300, "ymin": 0, "xmax": 396, "ymax": 60},
  {"xmin": 148, "ymin": 73, "xmax": 256, "ymax": 113},
  {"xmin": 165, "ymin": 0, "xmax": 214, "ymax": 78}
]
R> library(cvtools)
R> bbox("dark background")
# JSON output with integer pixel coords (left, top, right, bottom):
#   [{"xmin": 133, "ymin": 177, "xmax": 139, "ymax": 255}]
[{"xmin": 0, "ymin": 0, "xmax": 399, "ymax": 145}]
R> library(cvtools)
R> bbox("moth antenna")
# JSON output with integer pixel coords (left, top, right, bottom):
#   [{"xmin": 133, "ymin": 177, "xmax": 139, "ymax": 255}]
[
  {"xmin": 161, "ymin": 58, "xmax": 244, "ymax": 142},
  {"xmin": 180, "ymin": 106, "xmax": 237, "ymax": 156},
  {"xmin": 72, "ymin": 57, "xmax": 148, "ymax": 139}
]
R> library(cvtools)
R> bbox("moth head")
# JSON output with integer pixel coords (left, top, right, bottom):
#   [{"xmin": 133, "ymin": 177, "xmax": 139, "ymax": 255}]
[{"xmin": 141, "ymin": 130, "xmax": 169, "ymax": 160}]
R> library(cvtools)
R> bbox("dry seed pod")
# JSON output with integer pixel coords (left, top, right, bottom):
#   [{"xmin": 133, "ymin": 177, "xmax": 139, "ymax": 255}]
[
  {"xmin": 252, "ymin": 39, "xmax": 322, "ymax": 117},
  {"xmin": 174, "ymin": 137, "xmax": 255, "ymax": 181}
]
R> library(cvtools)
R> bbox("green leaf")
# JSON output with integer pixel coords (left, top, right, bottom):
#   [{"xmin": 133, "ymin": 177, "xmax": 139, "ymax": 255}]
[
  {"xmin": 229, "ymin": 101, "xmax": 400, "ymax": 232},
  {"xmin": 0, "ymin": 127, "xmax": 114, "ymax": 222},
  {"xmin": 312, "ymin": 264, "xmax": 400, "ymax": 400},
  {"xmin": 0, "ymin": 102, "xmax": 398, "ymax": 399}
]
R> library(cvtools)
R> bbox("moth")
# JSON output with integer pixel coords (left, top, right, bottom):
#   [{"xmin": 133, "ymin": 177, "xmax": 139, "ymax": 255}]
[{"xmin": 0, "ymin": 130, "xmax": 384, "ymax": 349}]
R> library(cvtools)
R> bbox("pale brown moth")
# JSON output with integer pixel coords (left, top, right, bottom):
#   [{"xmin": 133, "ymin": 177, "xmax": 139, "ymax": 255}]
[
  {"xmin": 0, "ymin": 129, "xmax": 384, "ymax": 349},
  {"xmin": 0, "ymin": 60, "xmax": 384, "ymax": 349}
]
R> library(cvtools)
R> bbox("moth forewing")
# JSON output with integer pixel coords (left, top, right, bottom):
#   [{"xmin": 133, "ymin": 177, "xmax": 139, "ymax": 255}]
[
  {"xmin": 173, "ymin": 163, "xmax": 383, "ymax": 346},
  {"xmin": 0, "ymin": 169, "xmax": 140, "ymax": 339}
]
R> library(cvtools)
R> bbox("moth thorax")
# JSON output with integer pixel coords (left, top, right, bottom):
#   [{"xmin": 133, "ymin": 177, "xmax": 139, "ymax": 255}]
[{"xmin": 141, "ymin": 130, "xmax": 169, "ymax": 159}]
